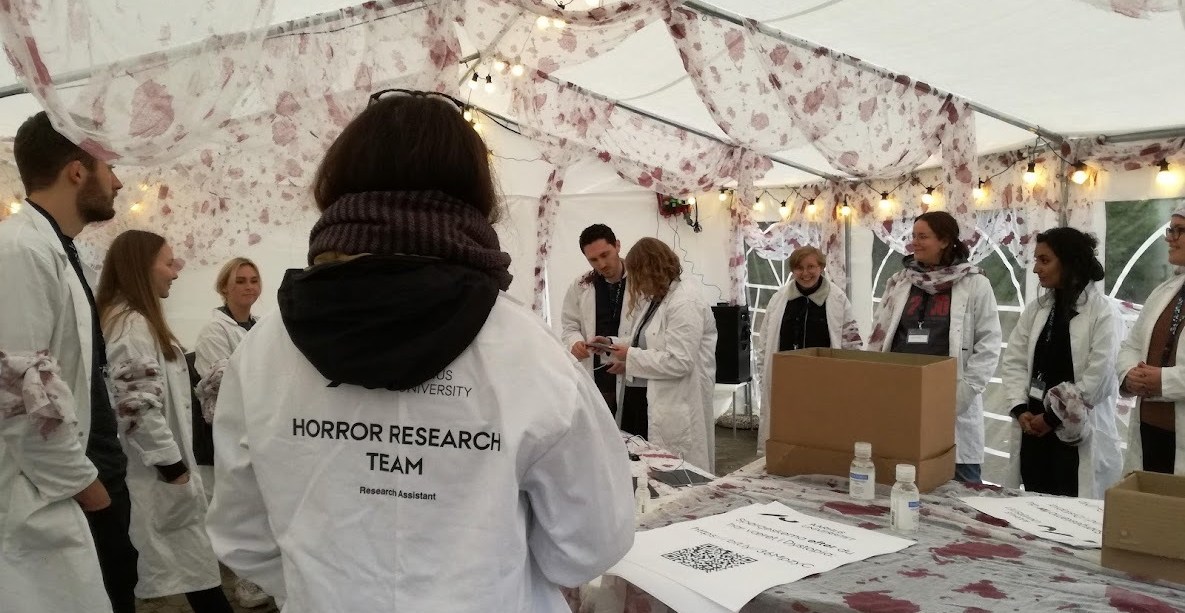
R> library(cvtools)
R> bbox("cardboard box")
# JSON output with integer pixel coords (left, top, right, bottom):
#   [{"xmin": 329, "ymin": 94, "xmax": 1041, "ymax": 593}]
[
  {"xmin": 1101, "ymin": 471, "xmax": 1185, "ymax": 585},
  {"xmin": 765, "ymin": 440, "xmax": 956, "ymax": 493},
  {"xmin": 769, "ymin": 349, "xmax": 957, "ymax": 460}
]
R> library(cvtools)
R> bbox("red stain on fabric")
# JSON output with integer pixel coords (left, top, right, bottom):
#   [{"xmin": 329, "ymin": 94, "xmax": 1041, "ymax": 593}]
[
  {"xmin": 955, "ymin": 580, "xmax": 1006, "ymax": 599},
  {"xmin": 931, "ymin": 541, "xmax": 1024, "ymax": 560},
  {"xmin": 824, "ymin": 501, "xmax": 888, "ymax": 516},
  {"xmin": 842, "ymin": 591, "xmax": 920, "ymax": 613},
  {"xmin": 1106, "ymin": 586, "xmax": 1179, "ymax": 613}
]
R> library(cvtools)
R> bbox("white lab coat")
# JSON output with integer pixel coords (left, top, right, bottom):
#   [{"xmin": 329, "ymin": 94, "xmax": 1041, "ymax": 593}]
[
  {"xmin": 206, "ymin": 294, "xmax": 634, "ymax": 613},
  {"xmin": 613, "ymin": 279, "xmax": 718, "ymax": 473},
  {"xmin": 559, "ymin": 272, "xmax": 599, "ymax": 377},
  {"xmin": 871, "ymin": 271, "xmax": 1002, "ymax": 465},
  {"xmin": 194, "ymin": 308, "xmax": 253, "ymax": 379},
  {"xmin": 755, "ymin": 277, "xmax": 862, "ymax": 455},
  {"xmin": 1117, "ymin": 274, "xmax": 1185, "ymax": 475},
  {"xmin": 105, "ymin": 309, "xmax": 222, "ymax": 598},
  {"xmin": 998, "ymin": 286, "xmax": 1124, "ymax": 498},
  {"xmin": 0, "ymin": 205, "xmax": 111, "ymax": 612}
]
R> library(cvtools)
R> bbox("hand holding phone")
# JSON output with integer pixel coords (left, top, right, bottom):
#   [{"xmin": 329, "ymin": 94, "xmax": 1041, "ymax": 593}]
[{"xmin": 586, "ymin": 341, "xmax": 615, "ymax": 352}]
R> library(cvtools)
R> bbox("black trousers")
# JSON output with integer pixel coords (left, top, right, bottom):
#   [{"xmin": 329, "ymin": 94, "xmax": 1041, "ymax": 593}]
[
  {"xmin": 593, "ymin": 364, "xmax": 618, "ymax": 413},
  {"xmin": 621, "ymin": 386, "xmax": 649, "ymax": 439},
  {"xmin": 186, "ymin": 586, "xmax": 234, "ymax": 613},
  {"xmin": 1020, "ymin": 429, "xmax": 1079, "ymax": 496},
  {"xmin": 85, "ymin": 485, "xmax": 138, "ymax": 613},
  {"xmin": 1141, "ymin": 421, "xmax": 1177, "ymax": 474}
]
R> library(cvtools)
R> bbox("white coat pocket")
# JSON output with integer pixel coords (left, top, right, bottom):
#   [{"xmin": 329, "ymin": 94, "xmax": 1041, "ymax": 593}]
[
  {"xmin": 153, "ymin": 480, "xmax": 203, "ymax": 533},
  {"xmin": 1, "ymin": 478, "xmax": 88, "ymax": 554}
]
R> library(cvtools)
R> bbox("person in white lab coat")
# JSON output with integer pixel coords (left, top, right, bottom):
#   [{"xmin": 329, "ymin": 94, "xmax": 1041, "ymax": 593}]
[
  {"xmin": 193, "ymin": 257, "xmax": 267, "ymax": 608},
  {"xmin": 998, "ymin": 228, "xmax": 1123, "ymax": 498},
  {"xmin": 1117, "ymin": 208, "xmax": 1185, "ymax": 475},
  {"xmin": 96, "ymin": 230, "xmax": 231, "ymax": 612},
  {"xmin": 205, "ymin": 89, "xmax": 634, "ymax": 613},
  {"xmin": 559, "ymin": 224, "xmax": 626, "ymax": 410},
  {"xmin": 0, "ymin": 111, "xmax": 135, "ymax": 613},
  {"xmin": 868, "ymin": 211, "xmax": 1001, "ymax": 484},
  {"xmin": 755, "ymin": 246, "xmax": 862, "ymax": 455},
  {"xmin": 593, "ymin": 237, "xmax": 719, "ymax": 473}
]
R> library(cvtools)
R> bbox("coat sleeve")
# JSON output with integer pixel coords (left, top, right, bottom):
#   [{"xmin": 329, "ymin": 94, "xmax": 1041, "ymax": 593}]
[
  {"xmin": 1078, "ymin": 298, "xmax": 1121, "ymax": 407},
  {"xmin": 837, "ymin": 292, "xmax": 863, "ymax": 350},
  {"xmin": 521, "ymin": 370, "xmax": 634, "ymax": 587},
  {"xmin": 755, "ymin": 290, "xmax": 785, "ymax": 379},
  {"xmin": 1117, "ymin": 292, "xmax": 1157, "ymax": 396},
  {"xmin": 0, "ymin": 241, "xmax": 97, "ymax": 499},
  {"xmin": 559, "ymin": 279, "xmax": 586, "ymax": 350},
  {"xmin": 998, "ymin": 303, "xmax": 1036, "ymax": 413},
  {"xmin": 106, "ymin": 315, "xmax": 184, "ymax": 469},
  {"xmin": 625, "ymin": 299, "xmax": 703, "ymax": 381},
  {"xmin": 194, "ymin": 321, "xmax": 234, "ymax": 380},
  {"xmin": 961, "ymin": 276, "xmax": 1002, "ymax": 398},
  {"xmin": 206, "ymin": 353, "xmax": 286, "ymax": 599}
]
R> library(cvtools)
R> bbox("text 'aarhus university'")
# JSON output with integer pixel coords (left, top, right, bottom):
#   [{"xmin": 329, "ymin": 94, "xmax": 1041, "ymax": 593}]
[{"xmin": 291, "ymin": 418, "xmax": 502, "ymax": 452}]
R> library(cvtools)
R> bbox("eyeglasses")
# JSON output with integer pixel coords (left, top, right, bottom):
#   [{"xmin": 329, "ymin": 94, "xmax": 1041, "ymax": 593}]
[
  {"xmin": 1166, "ymin": 226, "xmax": 1185, "ymax": 240},
  {"xmin": 367, "ymin": 88, "xmax": 466, "ymax": 112}
]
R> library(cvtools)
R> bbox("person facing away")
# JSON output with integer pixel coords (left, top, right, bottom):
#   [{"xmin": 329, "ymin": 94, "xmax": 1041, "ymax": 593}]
[
  {"xmin": 0, "ymin": 111, "xmax": 136, "ymax": 613},
  {"xmin": 205, "ymin": 89, "xmax": 635, "ymax": 613},
  {"xmin": 1117, "ymin": 207, "xmax": 1185, "ymax": 475},
  {"xmin": 192, "ymin": 257, "xmax": 270, "ymax": 608},
  {"xmin": 868, "ymin": 211, "xmax": 1002, "ymax": 485},
  {"xmin": 560, "ymin": 223, "xmax": 627, "ymax": 410},
  {"xmin": 591, "ymin": 237, "xmax": 718, "ymax": 473},
  {"xmin": 755, "ymin": 245, "xmax": 863, "ymax": 456},
  {"xmin": 997, "ymin": 227, "xmax": 1123, "ymax": 498},
  {"xmin": 97, "ymin": 230, "xmax": 232, "ymax": 612}
]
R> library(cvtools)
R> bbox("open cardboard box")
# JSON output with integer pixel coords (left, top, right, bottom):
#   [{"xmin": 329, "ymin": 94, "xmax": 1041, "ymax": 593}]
[{"xmin": 1101, "ymin": 471, "xmax": 1185, "ymax": 585}]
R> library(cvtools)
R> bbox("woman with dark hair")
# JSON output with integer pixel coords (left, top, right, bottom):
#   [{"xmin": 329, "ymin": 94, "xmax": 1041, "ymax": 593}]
[
  {"xmin": 97, "ymin": 230, "xmax": 230, "ymax": 612},
  {"xmin": 998, "ymin": 228, "xmax": 1123, "ymax": 497},
  {"xmin": 204, "ymin": 90, "xmax": 633, "ymax": 612},
  {"xmin": 591, "ymin": 237, "xmax": 718, "ymax": 472},
  {"xmin": 1117, "ymin": 207, "xmax": 1185, "ymax": 475},
  {"xmin": 869, "ymin": 211, "xmax": 1002, "ymax": 484}
]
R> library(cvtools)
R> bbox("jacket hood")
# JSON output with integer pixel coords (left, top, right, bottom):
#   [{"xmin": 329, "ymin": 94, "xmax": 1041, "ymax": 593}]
[{"xmin": 278, "ymin": 255, "xmax": 499, "ymax": 390}]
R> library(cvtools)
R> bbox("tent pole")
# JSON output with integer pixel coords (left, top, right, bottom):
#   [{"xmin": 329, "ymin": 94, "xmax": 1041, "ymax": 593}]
[
  {"xmin": 1088, "ymin": 126, "xmax": 1185, "ymax": 144},
  {"xmin": 683, "ymin": 0, "xmax": 1064, "ymax": 145},
  {"xmin": 1058, "ymin": 156, "xmax": 1070, "ymax": 227}
]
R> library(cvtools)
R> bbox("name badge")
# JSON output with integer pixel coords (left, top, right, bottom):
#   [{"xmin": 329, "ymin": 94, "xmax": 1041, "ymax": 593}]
[
  {"xmin": 907, "ymin": 327, "xmax": 930, "ymax": 345},
  {"xmin": 1028, "ymin": 377, "xmax": 1046, "ymax": 401}
]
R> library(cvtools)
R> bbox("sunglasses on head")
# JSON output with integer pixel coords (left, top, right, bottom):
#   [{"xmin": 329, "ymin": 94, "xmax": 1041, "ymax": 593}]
[{"xmin": 367, "ymin": 88, "xmax": 467, "ymax": 112}]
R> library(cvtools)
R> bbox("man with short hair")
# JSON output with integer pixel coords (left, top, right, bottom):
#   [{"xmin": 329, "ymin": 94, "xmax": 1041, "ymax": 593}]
[
  {"xmin": 0, "ymin": 112, "xmax": 137, "ymax": 613},
  {"xmin": 560, "ymin": 224, "xmax": 626, "ymax": 411}
]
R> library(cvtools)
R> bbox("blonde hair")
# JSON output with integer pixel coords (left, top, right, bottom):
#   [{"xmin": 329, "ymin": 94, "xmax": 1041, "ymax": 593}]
[
  {"xmin": 788, "ymin": 246, "xmax": 826, "ymax": 270},
  {"xmin": 625, "ymin": 238, "xmax": 682, "ymax": 314},
  {"xmin": 215, "ymin": 257, "xmax": 260, "ymax": 303}
]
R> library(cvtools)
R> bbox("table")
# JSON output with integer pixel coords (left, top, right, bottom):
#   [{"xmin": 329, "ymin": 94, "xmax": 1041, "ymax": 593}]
[{"xmin": 576, "ymin": 459, "xmax": 1185, "ymax": 613}]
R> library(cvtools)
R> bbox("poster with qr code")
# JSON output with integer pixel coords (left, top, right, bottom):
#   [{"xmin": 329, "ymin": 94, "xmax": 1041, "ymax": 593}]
[{"xmin": 607, "ymin": 502, "xmax": 914, "ymax": 612}]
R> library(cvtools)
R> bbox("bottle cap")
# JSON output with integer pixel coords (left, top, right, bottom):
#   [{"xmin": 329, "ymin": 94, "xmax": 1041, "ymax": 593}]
[
  {"xmin": 854, "ymin": 442, "xmax": 871, "ymax": 457},
  {"xmin": 896, "ymin": 464, "xmax": 916, "ymax": 482}
]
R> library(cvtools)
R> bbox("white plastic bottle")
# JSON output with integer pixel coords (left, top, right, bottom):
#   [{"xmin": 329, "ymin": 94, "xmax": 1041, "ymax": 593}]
[
  {"xmin": 849, "ymin": 442, "xmax": 875, "ymax": 501},
  {"xmin": 890, "ymin": 464, "xmax": 920, "ymax": 534}
]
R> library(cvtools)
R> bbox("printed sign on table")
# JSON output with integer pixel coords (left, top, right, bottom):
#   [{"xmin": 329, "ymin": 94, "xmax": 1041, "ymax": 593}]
[{"xmin": 959, "ymin": 496, "xmax": 1103, "ymax": 548}]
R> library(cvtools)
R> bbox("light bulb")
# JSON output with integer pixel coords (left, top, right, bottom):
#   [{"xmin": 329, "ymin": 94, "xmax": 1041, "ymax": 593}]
[
  {"xmin": 972, "ymin": 180, "xmax": 986, "ymax": 200},
  {"xmin": 473, "ymin": 122, "xmax": 483, "ymax": 133},
  {"xmin": 130, "ymin": 202, "xmax": 143, "ymax": 213},
  {"xmin": 510, "ymin": 62, "xmax": 525, "ymax": 77},
  {"xmin": 468, "ymin": 73, "xmax": 479, "ymax": 89},
  {"xmin": 7, "ymin": 201, "xmax": 20, "ymax": 214},
  {"xmin": 779, "ymin": 201, "xmax": 788, "ymax": 217},
  {"xmin": 687, "ymin": 196, "xmax": 696, "ymax": 205},
  {"xmin": 879, "ymin": 192, "xmax": 891, "ymax": 210},
  {"xmin": 536, "ymin": 15, "xmax": 551, "ymax": 29},
  {"xmin": 1157, "ymin": 160, "xmax": 1175, "ymax": 185},
  {"xmin": 552, "ymin": 18, "xmax": 566, "ymax": 29},
  {"xmin": 1070, "ymin": 162, "xmax": 1088, "ymax": 185},
  {"xmin": 840, "ymin": 204, "xmax": 851, "ymax": 217},
  {"xmin": 921, "ymin": 187, "xmax": 935, "ymax": 206},
  {"xmin": 806, "ymin": 200, "xmax": 817, "ymax": 215},
  {"xmin": 139, "ymin": 182, "xmax": 149, "ymax": 192},
  {"xmin": 462, "ymin": 109, "xmax": 473, "ymax": 122},
  {"xmin": 1023, "ymin": 162, "xmax": 1037, "ymax": 185},
  {"xmin": 484, "ymin": 75, "xmax": 495, "ymax": 93},
  {"xmin": 493, "ymin": 59, "xmax": 507, "ymax": 73},
  {"xmin": 753, "ymin": 199, "xmax": 764, "ymax": 212},
  {"xmin": 718, "ymin": 189, "xmax": 728, "ymax": 202}
]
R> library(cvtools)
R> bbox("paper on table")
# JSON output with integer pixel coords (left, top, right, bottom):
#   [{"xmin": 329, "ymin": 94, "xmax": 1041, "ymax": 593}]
[
  {"xmin": 606, "ymin": 502, "xmax": 914, "ymax": 612},
  {"xmin": 959, "ymin": 496, "xmax": 1103, "ymax": 548}
]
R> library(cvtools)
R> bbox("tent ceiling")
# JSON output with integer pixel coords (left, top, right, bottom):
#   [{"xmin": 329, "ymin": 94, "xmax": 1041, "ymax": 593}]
[{"xmin": 1, "ymin": 0, "xmax": 1182, "ymax": 185}]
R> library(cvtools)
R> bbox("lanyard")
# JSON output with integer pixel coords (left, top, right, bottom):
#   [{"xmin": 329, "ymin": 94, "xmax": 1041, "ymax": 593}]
[
  {"xmin": 632, "ymin": 299, "xmax": 662, "ymax": 348},
  {"xmin": 1161, "ymin": 286, "xmax": 1185, "ymax": 365},
  {"xmin": 1041, "ymin": 306, "xmax": 1057, "ymax": 345},
  {"xmin": 916, "ymin": 292, "xmax": 931, "ymax": 327}
]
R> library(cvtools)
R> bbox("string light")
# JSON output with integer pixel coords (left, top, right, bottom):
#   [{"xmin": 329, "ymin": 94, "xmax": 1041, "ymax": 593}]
[
  {"xmin": 7, "ymin": 201, "xmax": 19, "ymax": 215},
  {"xmin": 1157, "ymin": 159, "xmax": 1175, "ymax": 185},
  {"xmin": 879, "ymin": 191, "xmax": 891, "ymax": 210},
  {"xmin": 718, "ymin": 188, "xmax": 728, "ymax": 202},
  {"xmin": 536, "ymin": 15, "xmax": 551, "ymax": 29},
  {"xmin": 472, "ymin": 122, "xmax": 484, "ymax": 133},
  {"xmin": 468, "ymin": 73, "xmax": 480, "ymax": 90},
  {"xmin": 972, "ymin": 179, "xmax": 986, "ymax": 200},
  {"xmin": 510, "ymin": 60, "xmax": 525, "ymax": 77},
  {"xmin": 1070, "ymin": 162, "xmax": 1089, "ymax": 185},
  {"xmin": 462, "ymin": 108, "xmax": 473, "ymax": 122},
  {"xmin": 484, "ymin": 75, "xmax": 495, "ymax": 93},
  {"xmin": 552, "ymin": 18, "xmax": 567, "ymax": 28},
  {"xmin": 779, "ymin": 200, "xmax": 788, "ymax": 215},
  {"xmin": 492, "ymin": 59, "xmax": 507, "ymax": 73},
  {"xmin": 840, "ymin": 201, "xmax": 851, "ymax": 217},
  {"xmin": 753, "ymin": 196, "xmax": 764, "ymax": 212},
  {"xmin": 687, "ymin": 195, "xmax": 696, "ymax": 205},
  {"xmin": 1023, "ymin": 162, "xmax": 1037, "ymax": 185},
  {"xmin": 138, "ymin": 182, "xmax": 150, "ymax": 192},
  {"xmin": 806, "ymin": 199, "xmax": 817, "ymax": 215},
  {"xmin": 130, "ymin": 202, "xmax": 143, "ymax": 213},
  {"xmin": 921, "ymin": 186, "xmax": 935, "ymax": 206}
]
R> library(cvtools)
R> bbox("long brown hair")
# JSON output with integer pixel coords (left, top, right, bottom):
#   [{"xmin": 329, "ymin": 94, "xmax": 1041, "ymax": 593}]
[
  {"xmin": 97, "ymin": 230, "xmax": 180, "ymax": 361},
  {"xmin": 914, "ymin": 211, "xmax": 969, "ymax": 265},
  {"xmin": 625, "ymin": 238, "xmax": 682, "ymax": 314}
]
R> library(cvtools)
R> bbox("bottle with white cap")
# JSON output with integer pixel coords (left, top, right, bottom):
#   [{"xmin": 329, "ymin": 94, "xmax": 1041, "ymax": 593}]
[
  {"xmin": 890, "ymin": 463, "xmax": 920, "ymax": 533},
  {"xmin": 849, "ymin": 442, "xmax": 875, "ymax": 500}
]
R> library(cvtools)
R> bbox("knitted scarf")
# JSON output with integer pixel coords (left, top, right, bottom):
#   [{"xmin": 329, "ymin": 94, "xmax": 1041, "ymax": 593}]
[
  {"xmin": 869, "ymin": 256, "xmax": 982, "ymax": 348},
  {"xmin": 308, "ymin": 190, "xmax": 513, "ymax": 291}
]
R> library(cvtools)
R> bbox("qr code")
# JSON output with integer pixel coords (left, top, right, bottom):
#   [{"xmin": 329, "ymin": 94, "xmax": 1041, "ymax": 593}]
[{"xmin": 661, "ymin": 543, "xmax": 757, "ymax": 573}]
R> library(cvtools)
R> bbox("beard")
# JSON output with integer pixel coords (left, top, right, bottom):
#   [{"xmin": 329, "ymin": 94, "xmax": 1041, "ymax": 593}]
[{"xmin": 76, "ymin": 174, "xmax": 116, "ymax": 223}]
